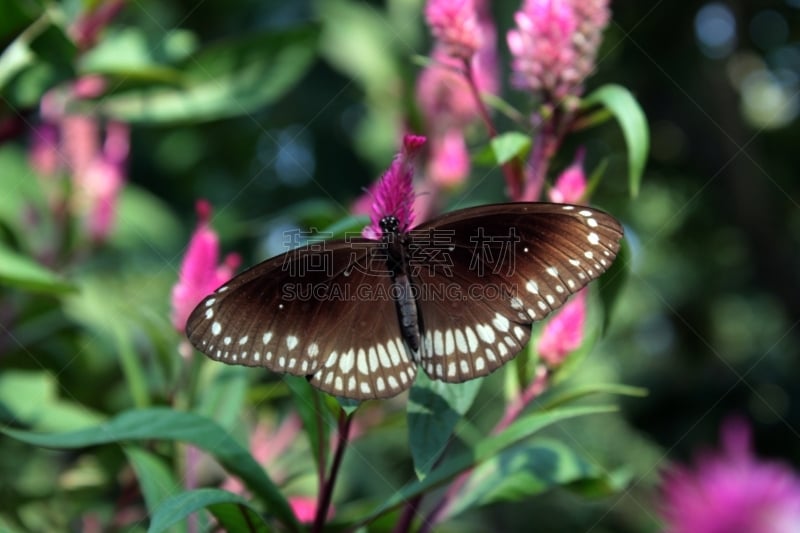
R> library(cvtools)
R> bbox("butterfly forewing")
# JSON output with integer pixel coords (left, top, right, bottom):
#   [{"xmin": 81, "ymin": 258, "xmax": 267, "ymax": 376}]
[
  {"xmin": 409, "ymin": 203, "xmax": 623, "ymax": 382},
  {"xmin": 186, "ymin": 240, "xmax": 417, "ymax": 399}
]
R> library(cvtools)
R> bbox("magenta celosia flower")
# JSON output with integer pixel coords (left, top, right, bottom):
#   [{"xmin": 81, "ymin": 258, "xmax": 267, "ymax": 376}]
[
  {"xmin": 548, "ymin": 148, "xmax": 586, "ymax": 204},
  {"xmin": 362, "ymin": 135, "xmax": 426, "ymax": 240},
  {"xmin": 417, "ymin": 0, "xmax": 497, "ymax": 188},
  {"xmin": 507, "ymin": 0, "xmax": 609, "ymax": 101},
  {"xmin": 424, "ymin": 0, "xmax": 481, "ymax": 60},
  {"xmin": 73, "ymin": 121, "xmax": 129, "ymax": 241},
  {"xmin": 171, "ymin": 200, "xmax": 241, "ymax": 331},
  {"xmin": 289, "ymin": 496, "xmax": 335, "ymax": 523},
  {"xmin": 536, "ymin": 289, "xmax": 586, "ymax": 366},
  {"xmin": 428, "ymin": 128, "xmax": 470, "ymax": 187},
  {"xmin": 660, "ymin": 417, "xmax": 800, "ymax": 533},
  {"xmin": 571, "ymin": 0, "xmax": 611, "ymax": 82},
  {"xmin": 508, "ymin": 0, "xmax": 579, "ymax": 100}
]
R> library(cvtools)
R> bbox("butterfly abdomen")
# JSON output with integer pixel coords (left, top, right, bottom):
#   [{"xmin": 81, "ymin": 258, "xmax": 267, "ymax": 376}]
[{"xmin": 393, "ymin": 272, "xmax": 421, "ymax": 353}]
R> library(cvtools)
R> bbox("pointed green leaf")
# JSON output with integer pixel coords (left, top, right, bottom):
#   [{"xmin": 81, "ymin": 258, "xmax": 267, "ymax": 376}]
[
  {"xmin": 89, "ymin": 26, "xmax": 319, "ymax": 124},
  {"xmin": 125, "ymin": 446, "xmax": 186, "ymax": 533},
  {"xmin": 360, "ymin": 405, "xmax": 616, "ymax": 525},
  {"xmin": 408, "ymin": 373, "xmax": 482, "ymax": 478},
  {"xmin": 489, "ymin": 132, "xmax": 531, "ymax": 165},
  {"xmin": 0, "ymin": 371, "xmax": 104, "ymax": 431},
  {"xmin": 540, "ymin": 383, "xmax": 648, "ymax": 411},
  {"xmin": 148, "ymin": 489, "xmax": 270, "ymax": 533},
  {"xmin": 582, "ymin": 84, "xmax": 649, "ymax": 197},
  {"xmin": 0, "ymin": 244, "xmax": 75, "ymax": 294},
  {"xmin": 1, "ymin": 408, "xmax": 300, "ymax": 532},
  {"xmin": 445, "ymin": 438, "xmax": 604, "ymax": 518}
]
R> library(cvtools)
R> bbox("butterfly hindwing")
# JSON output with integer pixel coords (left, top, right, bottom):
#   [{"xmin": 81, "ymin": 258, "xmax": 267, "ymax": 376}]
[
  {"xmin": 186, "ymin": 240, "xmax": 417, "ymax": 399},
  {"xmin": 409, "ymin": 202, "xmax": 623, "ymax": 382}
]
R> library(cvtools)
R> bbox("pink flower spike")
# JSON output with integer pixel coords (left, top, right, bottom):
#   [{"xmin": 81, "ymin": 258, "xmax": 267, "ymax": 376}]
[
  {"xmin": 660, "ymin": 417, "xmax": 800, "ymax": 533},
  {"xmin": 425, "ymin": 0, "xmax": 481, "ymax": 60},
  {"xmin": 548, "ymin": 148, "xmax": 587, "ymax": 204},
  {"xmin": 362, "ymin": 135, "xmax": 426, "ymax": 240},
  {"xmin": 537, "ymin": 289, "xmax": 586, "ymax": 367},
  {"xmin": 507, "ymin": 0, "xmax": 583, "ymax": 100},
  {"xmin": 428, "ymin": 128, "xmax": 470, "ymax": 187},
  {"xmin": 171, "ymin": 201, "xmax": 240, "ymax": 331},
  {"xmin": 289, "ymin": 496, "xmax": 334, "ymax": 523}
]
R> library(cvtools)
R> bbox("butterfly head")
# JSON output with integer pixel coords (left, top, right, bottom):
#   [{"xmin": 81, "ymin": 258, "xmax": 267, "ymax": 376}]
[{"xmin": 379, "ymin": 215, "xmax": 401, "ymax": 239}]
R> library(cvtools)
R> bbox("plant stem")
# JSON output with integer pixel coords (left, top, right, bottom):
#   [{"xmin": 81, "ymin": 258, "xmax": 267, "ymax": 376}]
[
  {"xmin": 312, "ymin": 408, "xmax": 353, "ymax": 533},
  {"xmin": 422, "ymin": 367, "xmax": 550, "ymax": 529},
  {"xmin": 313, "ymin": 390, "xmax": 326, "ymax": 493},
  {"xmin": 461, "ymin": 58, "xmax": 524, "ymax": 200},
  {"xmin": 393, "ymin": 494, "xmax": 423, "ymax": 533}
]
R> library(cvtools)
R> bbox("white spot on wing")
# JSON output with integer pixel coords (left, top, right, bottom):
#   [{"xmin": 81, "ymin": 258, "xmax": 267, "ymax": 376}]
[
  {"xmin": 445, "ymin": 329, "xmax": 455, "ymax": 356},
  {"xmin": 526, "ymin": 280, "xmax": 539, "ymax": 294},
  {"xmin": 205, "ymin": 308, "xmax": 214, "ymax": 319},
  {"xmin": 455, "ymin": 329, "xmax": 468, "ymax": 354},
  {"xmin": 286, "ymin": 336, "xmax": 298, "ymax": 350},
  {"xmin": 212, "ymin": 322, "xmax": 222, "ymax": 336},
  {"xmin": 308, "ymin": 343, "xmax": 319, "ymax": 357},
  {"xmin": 476, "ymin": 324, "xmax": 495, "ymax": 344},
  {"xmin": 492, "ymin": 313, "xmax": 510, "ymax": 332},
  {"xmin": 262, "ymin": 332, "xmax": 272, "ymax": 345},
  {"xmin": 434, "ymin": 330, "xmax": 445, "ymax": 355},
  {"xmin": 339, "ymin": 349, "xmax": 355, "ymax": 373},
  {"xmin": 357, "ymin": 349, "xmax": 369, "ymax": 375},
  {"xmin": 465, "ymin": 327, "xmax": 479, "ymax": 352}
]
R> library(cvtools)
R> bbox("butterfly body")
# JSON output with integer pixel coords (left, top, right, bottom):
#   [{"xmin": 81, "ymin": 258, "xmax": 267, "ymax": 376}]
[{"xmin": 186, "ymin": 203, "xmax": 623, "ymax": 400}]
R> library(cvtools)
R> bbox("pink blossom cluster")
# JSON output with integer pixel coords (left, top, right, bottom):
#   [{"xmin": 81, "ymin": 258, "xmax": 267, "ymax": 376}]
[
  {"xmin": 417, "ymin": 0, "xmax": 498, "ymax": 188},
  {"xmin": 30, "ymin": 77, "xmax": 130, "ymax": 242},
  {"xmin": 660, "ymin": 418, "xmax": 800, "ymax": 533},
  {"xmin": 362, "ymin": 135, "xmax": 426, "ymax": 240},
  {"xmin": 507, "ymin": 0, "xmax": 610, "ymax": 101},
  {"xmin": 170, "ymin": 200, "xmax": 240, "ymax": 332}
]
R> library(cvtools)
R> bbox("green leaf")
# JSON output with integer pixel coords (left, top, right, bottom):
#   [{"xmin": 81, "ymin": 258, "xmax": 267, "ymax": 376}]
[
  {"xmin": 359, "ymin": 405, "xmax": 616, "ymax": 525},
  {"xmin": 0, "ymin": 243, "xmax": 75, "ymax": 294},
  {"xmin": 111, "ymin": 185, "xmax": 183, "ymax": 253},
  {"xmin": 445, "ymin": 438, "xmax": 604, "ymax": 519},
  {"xmin": 540, "ymin": 383, "xmax": 648, "ymax": 411},
  {"xmin": 90, "ymin": 26, "xmax": 319, "ymax": 124},
  {"xmin": 125, "ymin": 446, "xmax": 186, "ymax": 533},
  {"xmin": 489, "ymin": 132, "xmax": 531, "ymax": 165},
  {"xmin": 285, "ymin": 376, "xmax": 330, "ymax": 474},
  {"xmin": 148, "ymin": 488, "xmax": 271, "ymax": 533},
  {"xmin": 582, "ymin": 84, "xmax": 649, "ymax": 197},
  {"xmin": 196, "ymin": 365, "xmax": 249, "ymax": 429},
  {"xmin": 0, "ymin": 146, "xmax": 49, "ymax": 241},
  {"xmin": 0, "ymin": 10, "xmax": 76, "ymax": 94},
  {"xmin": 1, "ymin": 408, "xmax": 300, "ymax": 532},
  {"xmin": 408, "ymin": 373, "xmax": 482, "ymax": 479},
  {"xmin": 0, "ymin": 371, "xmax": 105, "ymax": 431}
]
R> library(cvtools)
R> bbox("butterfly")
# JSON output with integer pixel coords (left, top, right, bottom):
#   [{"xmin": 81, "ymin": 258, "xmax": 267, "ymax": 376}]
[{"xmin": 185, "ymin": 202, "xmax": 623, "ymax": 400}]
